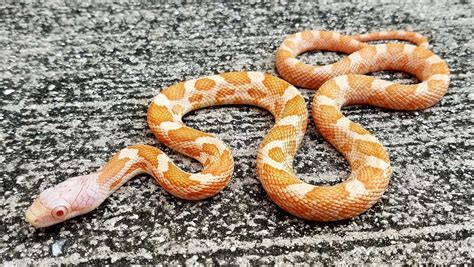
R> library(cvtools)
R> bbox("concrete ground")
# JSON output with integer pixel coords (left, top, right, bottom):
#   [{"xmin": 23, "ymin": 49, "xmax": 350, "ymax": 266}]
[{"xmin": 1, "ymin": 1, "xmax": 472, "ymax": 265}]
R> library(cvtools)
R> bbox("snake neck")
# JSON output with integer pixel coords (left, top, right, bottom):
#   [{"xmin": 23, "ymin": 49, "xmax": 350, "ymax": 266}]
[{"xmin": 95, "ymin": 147, "xmax": 151, "ymax": 195}]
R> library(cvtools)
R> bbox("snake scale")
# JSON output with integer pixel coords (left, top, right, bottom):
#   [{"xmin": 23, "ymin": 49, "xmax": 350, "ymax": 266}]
[{"xmin": 26, "ymin": 30, "xmax": 449, "ymax": 227}]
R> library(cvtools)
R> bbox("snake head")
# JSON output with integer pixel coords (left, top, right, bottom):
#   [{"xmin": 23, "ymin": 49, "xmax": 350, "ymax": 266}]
[{"xmin": 25, "ymin": 173, "xmax": 104, "ymax": 228}]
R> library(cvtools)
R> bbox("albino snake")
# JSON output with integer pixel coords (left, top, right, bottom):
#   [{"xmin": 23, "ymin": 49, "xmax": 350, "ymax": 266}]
[{"xmin": 26, "ymin": 30, "xmax": 449, "ymax": 227}]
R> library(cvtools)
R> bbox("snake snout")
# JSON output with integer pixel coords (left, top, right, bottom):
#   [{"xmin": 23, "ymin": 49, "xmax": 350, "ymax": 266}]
[
  {"xmin": 25, "ymin": 208, "xmax": 40, "ymax": 228},
  {"xmin": 25, "ymin": 198, "xmax": 60, "ymax": 228}
]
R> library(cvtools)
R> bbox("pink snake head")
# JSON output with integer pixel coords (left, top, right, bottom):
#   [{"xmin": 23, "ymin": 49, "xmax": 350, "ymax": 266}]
[{"xmin": 25, "ymin": 173, "xmax": 105, "ymax": 228}]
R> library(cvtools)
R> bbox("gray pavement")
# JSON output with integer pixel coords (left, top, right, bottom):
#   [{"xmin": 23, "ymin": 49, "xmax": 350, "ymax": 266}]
[{"xmin": 1, "ymin": 1, "xmax": 472, "ymax": 264}]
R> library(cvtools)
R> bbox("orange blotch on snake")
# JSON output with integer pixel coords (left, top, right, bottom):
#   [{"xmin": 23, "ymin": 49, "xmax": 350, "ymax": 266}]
[
  {"xmin": 181, "ymin": 146, "xmax": 202, "ymax": 159},
  {"xmin": 386, "ymin": 84, "xmax": 417, "ymax": 97},
  {"xmin": 276, "ymin": 50, "xmax": 293, "ymax": 60},
  {"xmin": 295, "ymin": 62, "xmax": 315, "ymax": 74},
  {"xmin": 109, "ymin": 162, "xmax": 147, "ymax": 190},
  {"xmin": 386, "ymin": 43, "xmax": 405, "ymax": 55},
  {"xmin": 355, "ymin": 166, "xmax": 388, "ymax": 190},
  {"xmin": 168, "ymin": 127, "xmax": 211, "ymax": 143},
  {"xmin": 134, "ymin": 145, "xmax": 160, "ymax": 166},
  {"xmin": 172, "ymin": 105, "xmax": 184, "ymax": 114},
  {"xmin": 281, "ymin": 96, "xmax": 306, "ymax": 117},
  {"xmin": 428, "ymin": 79, "xmax": 448, "ymax": 93},
  {"xmin": 233, "ymin": 96, "xmax": 246, "ymax": 105},
  {"xmin": 412, "ymin": 46, "xmax": 433, "ymax": 60},
  {"xmin": 285, "ymin": 138, "xmax": 299, "ymax": 157},
  {"xmin": 314, "ymin": 104, "xmax": 343, "ymax": 124},
  {"xmin": 163, "ymin": 83, "xmax": 186, "ymax": 100},
  {"xmin": 148, "ymin": 104, "xmax": 174, "ymax": 124},
  {"xmin": 221, "ymin": 72, "xmax": 251, "ymax": 86},
  {"xmin": 273, "ymin": 101, "xmax": 283, "ymax": 117},
  {"xmin": 353, "ymin": 140, "xmax": 389, "ymax": 161},
  {"xmin": 406, "ymin": 32, "xmax": 417, "ymax": 38},
  {"xmin": 164, "ymin": 163, "xmax": 199, "ymax": 188},
  {"xmin": 306, "ymin": 185, "xmax": 348, "ymax": 204},
  {"xmin": 429, "ymin": 63, "xmax": 450, "ymax": 75},
  {"xmin": 261, "ymin": 164, "xmax": 299, "ymax": 186},
  {"xmin": 262, "ymin": 74, "xmax": 289, "ymax": 96},
  {"xmin": 350, "ymin": 159, "xmax": 365, "ymax": 170},
  {"xmin": 319, "ymin": 31, "xmax": 333, "ymax": 41},
  {"xmin": 283, "ymin": 39, "xmax": 296, "ymax": 50},
  {"xmin": 315, "ymin": 125, "xmax": 336, "ymax": 145},
  {"xmin": 195, "ymin": 78, "xmax": 216, "ymax": 91},
  {"xmin": 202, "ymin": 150, "xmax": 232, "ymax": 176},
  {"xmin": 333, "ymin": 58, "xmax": 352, "ymax": 75},
  {"xmin": 349, "ymin": 122, "xmax": 370, "ymax": 135},
  {"xmin": 348, "ymin": 73, "xmax": 372, "ymax": 89},
  {"xmin": 260, "ymin": 125, "xmax": 296, "ymax": 148},
  {"xmin": 98, "ymin": 155, "xmax": 127, "ymax": 185},
  {"xmin": 189, "ymin": 93, "xmax": 204, "ymax": 103},
  {"xmin": 247, "ymin": 87, "xmax": 266, "ymax": 99},
  {"xmin": 301, "ymin": 31, "xmax": 313, "ymax": 42},
  {"xmin": 202, "ymin": 143, "xmax": 220, "ymax": 157},
  {"xmin": 318, "ymin": 80, "xmax": 340, "ymax": 99},
  {"xmin": 359, "ymin": 45, "xmax": 377, "ymax": 59},
  {"xmin": 216, "ymin": 88, "xmax": 235, "ymax": 98},
  {"xmin": 397, "ymin": 54, "xmax": 411, "ymax": 70},
  {"xmin": 338, "ymin": 141, "xmax": 354, "ymax": 155},
  {"xmin": 268, "ymin": 147, "xmax": 286, "ymax": 163}
]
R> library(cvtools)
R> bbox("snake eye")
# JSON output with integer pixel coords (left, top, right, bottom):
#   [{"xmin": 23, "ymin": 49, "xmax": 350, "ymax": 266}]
[{"xmin": 52, "ymin": 206, "xmax": 68, "ymax": 218}]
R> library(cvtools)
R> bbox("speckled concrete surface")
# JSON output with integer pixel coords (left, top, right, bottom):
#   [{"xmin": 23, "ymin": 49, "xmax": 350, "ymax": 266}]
[{"xmin": 1, "ymin": 1, "xmax": 473, "ymax": 265}]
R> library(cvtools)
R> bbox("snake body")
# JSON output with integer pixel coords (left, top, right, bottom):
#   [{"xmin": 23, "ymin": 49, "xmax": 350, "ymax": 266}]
[{"xmin": 26, "ymin": 31, "xmax": 449, "ymax": 227}]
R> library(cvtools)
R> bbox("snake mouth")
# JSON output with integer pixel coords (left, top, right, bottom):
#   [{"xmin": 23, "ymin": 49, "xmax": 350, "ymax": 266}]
[{"xmin": 25, "ymin": 208, "xmax": 41, "ymax": 228}]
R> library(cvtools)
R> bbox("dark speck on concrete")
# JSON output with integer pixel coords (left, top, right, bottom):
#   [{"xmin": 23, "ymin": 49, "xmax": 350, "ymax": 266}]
[{"xmin": 0, "ymin": 1, "xmax": 472, "ymax": 265}]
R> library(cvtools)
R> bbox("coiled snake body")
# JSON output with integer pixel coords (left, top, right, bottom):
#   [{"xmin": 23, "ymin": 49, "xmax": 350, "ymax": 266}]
[{"xmin": 26, "ymin": 31, "xmax": 449, "ymax": 227}]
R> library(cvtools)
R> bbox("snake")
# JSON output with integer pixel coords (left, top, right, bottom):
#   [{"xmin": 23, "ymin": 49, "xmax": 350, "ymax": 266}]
[{"xmin": 25, "ymin": 30, "xmax": 449, "ymax": 227}]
